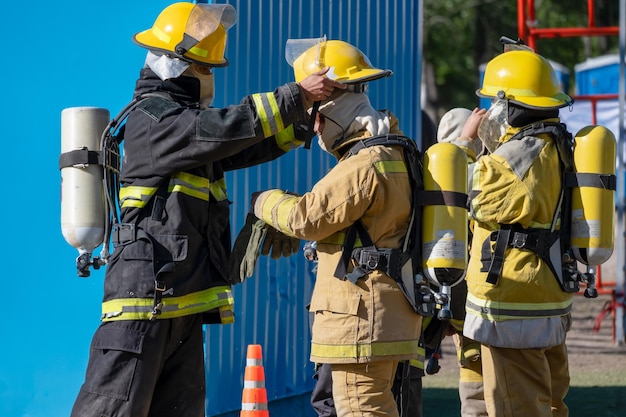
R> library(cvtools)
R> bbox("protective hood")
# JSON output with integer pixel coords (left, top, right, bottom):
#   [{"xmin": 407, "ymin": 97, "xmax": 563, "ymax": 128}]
[
  {"xmin": 437, "ymin": 108, "xmax": 472, "ymax": 142},
  {"xmin": 316, "ymin": 92, "xmax": 390, "ymax": 159}
]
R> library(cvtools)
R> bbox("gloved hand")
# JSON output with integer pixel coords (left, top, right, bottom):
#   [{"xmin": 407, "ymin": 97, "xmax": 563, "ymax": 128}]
[
  {"xmin": 261, "ymin": 226, "xmax": 301, "ymax": 259},
  {"xmin": 227, "ymin": 213, "xmax": 268, "ymax": 285}
]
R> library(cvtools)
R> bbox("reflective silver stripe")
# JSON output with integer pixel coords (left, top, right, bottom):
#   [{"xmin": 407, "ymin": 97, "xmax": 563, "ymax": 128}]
[
  {"xmin": 246, "ymin": 357, "xmax": 262, "ymax": 367},
  {"xmin": 244, "ymin": 379, "xmax": 265, "ymax": 388},
  {"xmin": 170, "ymin": 172, "xmax": 211, "ymax": 201},
  {"xmin": 465, "ymin": 296, "xmax": 572, "ymax": 319},
  {"xmin": 241, "ymin": 402, "xmax": 268, "ymax": 411},
  {"xmin": 101, "ymin": 286, "xmax": 234, "ymax": 321},
  {"xmin": 464, "ymin": 313, "xmax": 570, "ymax": 348},
  {"xmin": 251, "ymin": 92, "xmax": 284, "ymax": 137}
]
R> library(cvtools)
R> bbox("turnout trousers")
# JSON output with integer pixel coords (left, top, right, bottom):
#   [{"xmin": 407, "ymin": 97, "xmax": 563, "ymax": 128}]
[
  {"xmin": 331, "ymin": 360, "xmax": 400, "ymax": 417},
  {"xmin": 71, "ymin": 314, "xmax": 206, "ymax": 417},
  {"xmin": 481, "ymin": 342, "xmax": 569, "ymax": 417}
]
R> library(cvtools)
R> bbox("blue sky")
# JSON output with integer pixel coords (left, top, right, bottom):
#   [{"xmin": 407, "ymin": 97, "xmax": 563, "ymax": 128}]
[{"xmin": 0, "ymin": 1, "xmax": 183, "ymax": 415}]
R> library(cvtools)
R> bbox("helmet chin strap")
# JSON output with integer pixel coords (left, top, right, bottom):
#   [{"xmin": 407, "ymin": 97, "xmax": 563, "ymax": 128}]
[
  {"xmin": 303, "ymin": 83, "xmax": 366, "ymax": 150},
  {"xmin": 304, "ymin": 101, "xmax": 320, "ymax": 150}
]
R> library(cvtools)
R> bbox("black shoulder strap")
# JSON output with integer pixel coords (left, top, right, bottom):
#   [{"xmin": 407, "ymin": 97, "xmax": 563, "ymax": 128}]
[{"xmin": 103, "ymin": 93, "xmax": 172, "ymax": 249}]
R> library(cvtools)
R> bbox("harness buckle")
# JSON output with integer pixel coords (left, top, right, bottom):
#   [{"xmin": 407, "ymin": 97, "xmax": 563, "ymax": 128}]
[
  {"xmin": 155, "ymin": 280, "xmax": 166, "ymax": 292},
  {"xmin": 511, "ymin": 232, "xmax": 527, "ymax": 249},
  {"xmin": 112, "ymin": 223, "xmax": 136, "ymax": 246},
  {"xmin": 358, "ymin": 249, "xmax": 390, "ymax": 271}
]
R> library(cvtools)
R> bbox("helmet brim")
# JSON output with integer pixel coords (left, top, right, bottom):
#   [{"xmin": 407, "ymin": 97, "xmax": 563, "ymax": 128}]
[
  {"xmin": 334, "ymin": 69, "xmax": 393, "ymax": 84},
  {"xmin": 132, "ymin": 33, "xmax": 229, "ymax": 67},
  {"xmin": 476, "ymin": 88, "xmax": 574, "ymax": 109}
]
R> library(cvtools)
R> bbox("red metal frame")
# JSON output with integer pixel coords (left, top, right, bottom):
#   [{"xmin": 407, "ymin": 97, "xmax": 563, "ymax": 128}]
[
  {"xmin": 518, "ymin": 0, "xmax": 621, "ymax": 340},
  {"xmin": 518, "ymin": 0, "xmax": 619, "ymax": 51}
]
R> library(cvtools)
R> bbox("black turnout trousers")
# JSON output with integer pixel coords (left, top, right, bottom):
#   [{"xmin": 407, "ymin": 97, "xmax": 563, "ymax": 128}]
[{"xmin": 71, "ymin": 314, "xmax": 205, "ymax": 417}]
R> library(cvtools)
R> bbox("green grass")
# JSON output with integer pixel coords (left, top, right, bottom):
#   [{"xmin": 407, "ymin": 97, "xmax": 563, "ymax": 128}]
[{"xmin": 214, "ymin": 361, "xmax": 626, "ymax": 417}]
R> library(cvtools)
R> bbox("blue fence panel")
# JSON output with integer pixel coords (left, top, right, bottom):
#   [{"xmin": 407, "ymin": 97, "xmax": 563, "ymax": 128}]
[{"xmin": 204, "ymin": 1, "xmax": 422, "ymax": 415}]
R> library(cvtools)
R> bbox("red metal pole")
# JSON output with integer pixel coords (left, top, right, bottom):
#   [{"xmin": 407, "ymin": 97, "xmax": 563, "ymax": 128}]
[
  {"xmin": 587, "ymin": 0, "xmax": 595, "ymax": 27},
  {"xmin": 518, "ymin": 0, "xmax": 528, "ymax": 44}
]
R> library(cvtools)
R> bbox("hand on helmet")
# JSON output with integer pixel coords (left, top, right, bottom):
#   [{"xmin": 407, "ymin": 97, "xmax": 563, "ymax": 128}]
[{"xmin": 298, "ymin": 67, "xmax": 347, "ymax": 104}]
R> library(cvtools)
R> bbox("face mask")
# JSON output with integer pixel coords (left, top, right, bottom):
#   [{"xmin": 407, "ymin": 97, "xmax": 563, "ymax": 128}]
[
  {"xmin": 145, "ymin": 51, "xmax": 190, "ymax": 81},
  {"xmin": 477, "ymin": 99, "xmax": 509, "ymax": 153},
  {"xmin": 186, "ymin": 65, "xmax": 215, "ymax": 109}
]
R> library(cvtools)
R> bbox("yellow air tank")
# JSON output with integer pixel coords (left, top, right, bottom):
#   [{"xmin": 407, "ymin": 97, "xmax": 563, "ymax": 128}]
[
  {"xmin": 570, "ymin": 125, "xmax": 616, "ymax": 266},
  {"xmin": 422, "ymin": 142, "xmax": 469, "ymax": 319}
]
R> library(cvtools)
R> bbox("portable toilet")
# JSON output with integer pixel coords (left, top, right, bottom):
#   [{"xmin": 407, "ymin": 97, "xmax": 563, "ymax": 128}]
[
  {"xmin": 478, "ymin": 59, "xmax": 570, "ymax": 109},
  {"xmin": 574, "ymin": 54, "xmax": 621, "ymax": 95}
]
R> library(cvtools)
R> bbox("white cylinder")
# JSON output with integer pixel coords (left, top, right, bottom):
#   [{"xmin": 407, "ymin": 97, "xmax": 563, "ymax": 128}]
[{"xmin": 60, "ymin": 107, "xmax": 110, "ymax": 254}]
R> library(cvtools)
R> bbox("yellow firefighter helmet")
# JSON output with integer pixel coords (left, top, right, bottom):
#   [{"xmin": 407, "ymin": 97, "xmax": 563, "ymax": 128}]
[
  {"xmin": 286, "ymin": 38, "xmax": 392, "ymax": 83},
  {"xmin": 133, "ymin": 2, "xmax": 237, "ymax": 67},
  {"xmin": 477, "ymin": 50, "xmax": 573, "ymax": 109}
]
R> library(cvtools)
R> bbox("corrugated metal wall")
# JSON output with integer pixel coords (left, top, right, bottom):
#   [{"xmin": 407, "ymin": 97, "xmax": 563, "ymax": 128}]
[{"xmin": 204, "ymin": 1, "xmax": 422, "ymax": 415}]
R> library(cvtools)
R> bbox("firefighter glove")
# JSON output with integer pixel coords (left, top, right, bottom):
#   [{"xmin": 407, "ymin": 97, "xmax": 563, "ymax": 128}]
[
  {"xmin": 228, "ymin": 213, "xmax": 268, "ymax": 285},
  {"xmin": 262, "ymin": 226, "xmax": 300, "ymax": 259}
]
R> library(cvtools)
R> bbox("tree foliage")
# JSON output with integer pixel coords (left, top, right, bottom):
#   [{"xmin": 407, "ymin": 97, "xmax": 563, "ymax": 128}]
[{"xmin": 423, "ymin": 0, "xmax": 620, "ymax": 121}]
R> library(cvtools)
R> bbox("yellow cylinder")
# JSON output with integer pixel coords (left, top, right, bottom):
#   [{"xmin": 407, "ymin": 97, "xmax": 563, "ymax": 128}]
[
  {"xmin": 422, "ymin": 142, "xmax": 469, "ymax": 286},
  {"xmin": 60, "ymin": 107, "xmax": 109, "ymax": 254},
  {"xmin": 570, "ymin": 125, "xmax": 616, "ymax": 266}
]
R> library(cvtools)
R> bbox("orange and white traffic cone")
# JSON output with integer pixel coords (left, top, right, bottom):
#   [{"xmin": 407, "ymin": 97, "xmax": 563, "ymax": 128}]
[{"xmin": 240, "ymin": 344, "xmax": 269, "ymax": 417}]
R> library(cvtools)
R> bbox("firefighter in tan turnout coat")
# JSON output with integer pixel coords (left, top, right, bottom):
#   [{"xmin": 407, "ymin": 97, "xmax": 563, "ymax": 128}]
[{"xmin": 252, "ymin": 39, "xmax": 422, "ymax": 417}]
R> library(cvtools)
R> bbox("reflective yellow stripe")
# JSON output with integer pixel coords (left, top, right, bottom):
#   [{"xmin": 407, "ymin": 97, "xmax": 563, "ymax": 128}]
[
  {"xmin": 266, "ymin": 93, "xmax": 284, "ymax": 131},
  {"xmin": 219, "ymin": 305, "xmax": 234, "ymax": 324},
  {"xmin": 171, "ymin": 172, "xmax": 211, "ymax": 201},
  {"xmin": 274, "ymin": 195, "xmax": 299, "ymax": 233},
  {"xmin": 101, "ymin": 286, "xmax": 234, "ymax": 322},
  {"xmin": 449, "ymin": 318, "xmax": 464, "ymax": 332},
  {"xmin": 119, "ymin": 186, "xmax": 158, "ymax": 208},
  {"xmin": 465, "ymin": 292, "xmax": 573, "ymax": 320},
  {"xmin": 121, "ymin": 173, "xmax": 227, "ymax": 208},
  {"xmin": 211, "ymin": 178, "xmax": 228, "ymax": 201},
  {"xmin": 311, "ymin": 339, "xmax": 419, "ymax": 359},
  {"xmin": 374, "ymin": 160, "xmax": 407, "ymax": 174},
  {"xmin": 251, "ymin": 93, "xmax": 285, "ymax": 138},
  {"xmin": 189, "ymin": 45, "xmax": 208, "ymax": 58},
  {"xmin": 259, "ymin": 190, "xmax": 286, "ymax": 223},
  {"xmin": 275, "ymin": 125, "xmax": 303, "ymax": 151},
  {"xmin": 251, "ymin": 94, "xmax": 270, "ymax": 136},
  {"xmin": 409, "ymin": 344, "xmax": 426, "ymax": 369},
  {"xmin": 409, "ymin": 358, "xmax": 424, "ymax": 369},
  {"xmin": 152, "ymin": 27, "xmax": 171, "ymax": 44}
]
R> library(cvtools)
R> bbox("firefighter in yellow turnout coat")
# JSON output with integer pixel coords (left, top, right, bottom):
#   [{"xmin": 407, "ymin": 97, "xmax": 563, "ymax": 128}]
[
  {"xmin": 253, "ymin": 40, "xmax": 422, "ymax": 417},
  {"xmin": 461, "ymin": 50, "xmax": 575, "ymax": 417}
]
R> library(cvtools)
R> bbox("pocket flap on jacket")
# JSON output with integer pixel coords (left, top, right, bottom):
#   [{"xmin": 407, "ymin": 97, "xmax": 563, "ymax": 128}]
[
  {"xmin": 92, "ymin": 326, "xmax": 144, "ymax": 354},
  {"xmin": 121, "ymin": 235, "xmax": 188, "ymax": 262},
  {"xmin": 309, "ymin": 294, "xmax": 360, "ymax": 316}
]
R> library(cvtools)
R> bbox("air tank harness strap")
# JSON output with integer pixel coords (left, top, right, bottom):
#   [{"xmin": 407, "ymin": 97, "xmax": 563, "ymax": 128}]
[
  {"xmin": 111, "ymin": 177, "xmax": 171, "ymax": 320},
  {"xmin": 484, "ymin": 224, "xmax": 558, "ymax": 285},
  {"xmin": 563, "ymin": 171, "xmax": 616, "ymax": 191},
  {"xmin": 58, "ymin": 148, "xmax": 102, "ymax": 169},
  {"xmin": 333, "ymin": 220, "xmax": 403, "ymax": 284}
]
